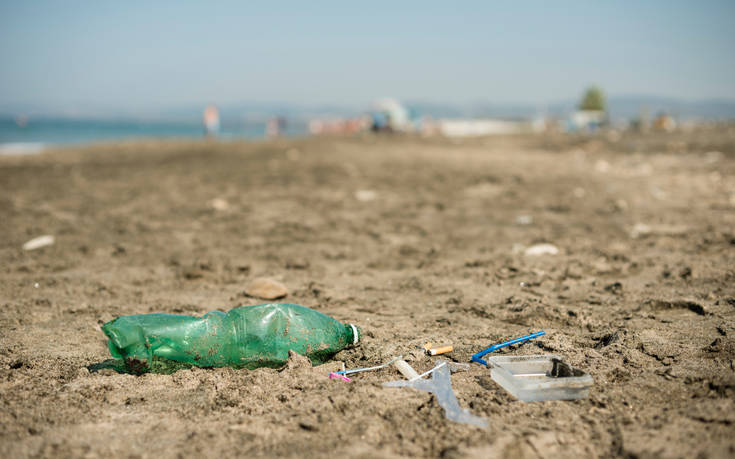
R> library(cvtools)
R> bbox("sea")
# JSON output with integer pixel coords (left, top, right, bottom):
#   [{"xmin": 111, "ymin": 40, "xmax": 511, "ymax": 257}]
[{"xmin": 0, "ymin": 117, "xmax": 309, "ymax": 155}]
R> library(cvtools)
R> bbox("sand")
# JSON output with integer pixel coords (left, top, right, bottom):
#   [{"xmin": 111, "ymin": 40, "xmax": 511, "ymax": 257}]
[{"xmin": 1, "ymin": 129, "xmax": 734, "ymax": 458}]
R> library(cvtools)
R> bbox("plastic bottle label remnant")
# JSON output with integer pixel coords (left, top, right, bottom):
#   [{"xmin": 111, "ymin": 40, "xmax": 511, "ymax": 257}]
[{"xmin": 101, "ymin": 303, "xmax": 361, "ymax": 373}]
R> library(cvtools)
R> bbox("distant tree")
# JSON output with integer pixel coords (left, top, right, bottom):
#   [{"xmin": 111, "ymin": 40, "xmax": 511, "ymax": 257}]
[{"xmin": 579, "ymin": 87, "xmax": 606, "ymax": 112}]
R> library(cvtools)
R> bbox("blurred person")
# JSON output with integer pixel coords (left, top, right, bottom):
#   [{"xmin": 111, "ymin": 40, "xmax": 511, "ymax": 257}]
[
  {"xmin": 266, "ymin": 116, "xmax": 286, "ymax": 138},
  {"xmin": 203, "ymin": 105, "xmax": 220, "ymax": 137}
]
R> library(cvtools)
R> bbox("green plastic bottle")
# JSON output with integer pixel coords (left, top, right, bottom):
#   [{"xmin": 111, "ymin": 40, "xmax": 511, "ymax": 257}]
[{"xmin": 101, "ymin": 303, "xmax": 361, "ymax": 374}]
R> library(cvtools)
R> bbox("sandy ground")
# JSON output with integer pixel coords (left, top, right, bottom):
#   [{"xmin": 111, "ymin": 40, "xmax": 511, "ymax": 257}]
[{"xmin": 1, "ymin": 129, "xmax": 734, "ymax": 458}]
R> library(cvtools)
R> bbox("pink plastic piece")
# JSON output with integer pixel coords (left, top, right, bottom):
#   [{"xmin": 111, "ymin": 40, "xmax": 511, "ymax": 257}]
[{"xmin": 329, "ymin": 372, "xmax": 351, "ymax": 382}]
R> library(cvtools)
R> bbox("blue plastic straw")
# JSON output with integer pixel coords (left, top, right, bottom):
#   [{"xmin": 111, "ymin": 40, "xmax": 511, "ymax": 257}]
[{"xmin": 471, "ymin": 331, "xmax": 546, "ymax": 366}]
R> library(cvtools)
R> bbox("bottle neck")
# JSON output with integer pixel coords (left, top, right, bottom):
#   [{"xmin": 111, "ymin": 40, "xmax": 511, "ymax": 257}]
[{"xmin": 345, "ymin": 323, "xmax": 360, "ymax": 346}]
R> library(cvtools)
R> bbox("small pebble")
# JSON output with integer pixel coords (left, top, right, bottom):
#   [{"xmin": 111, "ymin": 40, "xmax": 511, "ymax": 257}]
[
  {"xmin": 524, "ymin": 243, "xmax": 559, "ymax": 256},
  {"xmin": 355, "ymin": 190, "xmax": 377, "ymax": 202},
  {"xmin": 245, "ymin": 278, "xmax": 288, "ymax": 300},
  {"xmin": 208, "ymin": 198, "xmax": 230, "ymax": 211},
  {"xmin": 630, "ymin": 223, "xmax": 652, "ymax": 238},
  {"xmin": 22, "ymin": 235, "xmax": 55, "ymax": 251},
  {"xmin": 594, "ymin": 160, "xmax": 610, "ymax": 173}
]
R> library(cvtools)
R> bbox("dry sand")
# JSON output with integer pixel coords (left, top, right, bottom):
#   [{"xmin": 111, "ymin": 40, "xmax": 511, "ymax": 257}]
[{"xmin": 1, "ymin": 129, "xmax": 734, "ymax": 458}]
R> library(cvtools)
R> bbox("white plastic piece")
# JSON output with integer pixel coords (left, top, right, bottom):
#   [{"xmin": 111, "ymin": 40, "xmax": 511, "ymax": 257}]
[
  {"xmin": 23, "ymin": 235, "xmax": 55, "ymax": 251},
  {"xmin": 349, "ymin": 324, "xmax": 359, "ymax": 345},
  {"xmin": 383, "ymin": 359, "xmax": 488, "ymax": 427},
  {"xmin": 342, "ymin": 355, "xmax": 401, "ymax": 376},
  {"xmin": 394, "ymin": 359, "xmax": 420, "ymax": 380},
  {"xmin": 487, "ymin": 354, "xmax": 593, "ymax": 402},
  {"xmin": 409, "ymin": 361, "xmax": 445, "ymax": 381}
]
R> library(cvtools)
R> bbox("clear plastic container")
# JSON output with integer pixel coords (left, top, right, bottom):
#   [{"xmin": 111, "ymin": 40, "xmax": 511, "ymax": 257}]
[{"xmin": 487, "ymin": 354, "xmax": 593, "ymax": 402}]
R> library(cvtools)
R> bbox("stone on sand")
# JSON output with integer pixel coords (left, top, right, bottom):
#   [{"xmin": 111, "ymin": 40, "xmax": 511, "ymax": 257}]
[
  {"xmin": 630, "ymin": 222, "xmax": 688, "ymax": 239},
  {"xmin": 22, "ymin": 235, "xmax": 55, "ymax": 251},
  {"xmin": 524, "ymin": 243, "xmax": 559, "ymax": 256},
  {"xmin": 355, "ymin": 189, "xmax": 377, "ymax": 202},
  {"xmin": 245, "ymin": 277, "xmax": 288, "ymax": 300},
  {"xmin": 208, "ymin": 198, "xmax": 230, "ymax": 211}
]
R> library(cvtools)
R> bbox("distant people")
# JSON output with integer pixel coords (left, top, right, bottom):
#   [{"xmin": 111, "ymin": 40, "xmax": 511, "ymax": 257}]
[
  {"xmin": 203, "ymin": 105, "xmax": 220, "ymax": 137},
  {"xmin": 266, "ymin": 116, "xmax": 286, "ymax": 138},
  {"xmin": 371, "ymin": 112, "xmax": 388, "ymax": 132}
]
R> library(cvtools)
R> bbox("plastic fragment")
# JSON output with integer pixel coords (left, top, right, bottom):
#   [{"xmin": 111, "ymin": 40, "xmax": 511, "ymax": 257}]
[
  {"xmin": 336, "ymin": 356, "xmax": 401, "ymax": 376},
  {"xmin": 410, "ymin": 361, "xmax": 446, "ymax": 381},
  {"xmin": 383, "ymin": 360, "xmax": 488, "ymax": 427},
  {"xmin": 394, "ymin": 359, "xmax": 420, "ymax": 379},
  {"xmin": 329, "ymin": 372, "xmax": 351, "ymax": 382}
]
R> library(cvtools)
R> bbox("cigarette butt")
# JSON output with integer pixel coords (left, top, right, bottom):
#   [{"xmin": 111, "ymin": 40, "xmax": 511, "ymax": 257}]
[
  {"xmin": 424, "ymin": 342, "xmax": 432, "ymax": 351},
  {"xmin": 428, "ymin": 346, "xmax": 453, "ymax": 356}
]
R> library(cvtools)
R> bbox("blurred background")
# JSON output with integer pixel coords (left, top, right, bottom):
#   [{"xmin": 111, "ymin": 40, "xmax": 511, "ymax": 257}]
[{"xmin": 1, "ymin": 0, "xmax": 734, "ymax": 153}]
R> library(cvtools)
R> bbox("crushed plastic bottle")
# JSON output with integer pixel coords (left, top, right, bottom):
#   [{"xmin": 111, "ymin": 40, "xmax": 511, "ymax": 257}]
[{"xmin": 101, "ymin": 303, "xmax": 360, "ymax": 374}]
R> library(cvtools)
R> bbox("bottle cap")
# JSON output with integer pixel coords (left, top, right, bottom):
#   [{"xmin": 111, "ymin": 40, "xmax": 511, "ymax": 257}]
[{"xmin": 348, "ymin": 324, "xmax": 360, "ymax": 345}]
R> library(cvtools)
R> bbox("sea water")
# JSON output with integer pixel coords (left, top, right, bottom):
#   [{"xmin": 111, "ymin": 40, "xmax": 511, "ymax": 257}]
[{"xmin": 0, "ymin": 117, "xmax": 308, "ymax": 155}]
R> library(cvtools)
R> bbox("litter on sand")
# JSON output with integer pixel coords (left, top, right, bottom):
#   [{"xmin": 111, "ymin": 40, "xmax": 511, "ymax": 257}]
[
  {"xmin": 394, "ymin": 359, "xmax": 420, "ymax": 379},
  {"xmin": 102, "ymin": 303, "xmax": 360, "ymax": 373},
  {"xmin": 410, "ymin": 361, "xmax": 447, "ymax": 381},
  {"xmin": 334, "ymin": 355, "xmax": 402, "ymax": 377},
  {"xmin": 487, "ymin": 355, "xmax": 593, "ymax": 402},
  {"xmin": 383, "ymin": 359, "xmax": 488, "ymax": 427},
  {"xmin": 329, "ymin": 372, "xmax": 351, "ymax": 382},
  {"xmin": 427, "ymin": 345, "xmax": 453, "ymax": 356},
  {"xmin": 471, "ymin": 331, "xmax": 546, "ymax": 366}
]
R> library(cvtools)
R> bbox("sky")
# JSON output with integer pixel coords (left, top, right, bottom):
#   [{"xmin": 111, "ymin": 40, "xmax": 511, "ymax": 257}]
[{"xmin": 1, "ymin": 1, "xmax": 734, "ymax": 116}]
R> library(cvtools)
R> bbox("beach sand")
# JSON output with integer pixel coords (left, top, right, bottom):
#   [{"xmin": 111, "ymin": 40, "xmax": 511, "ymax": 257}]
[{"xmin": 1, "ymin": 130, "xmax": 734, "ymax": 457}]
